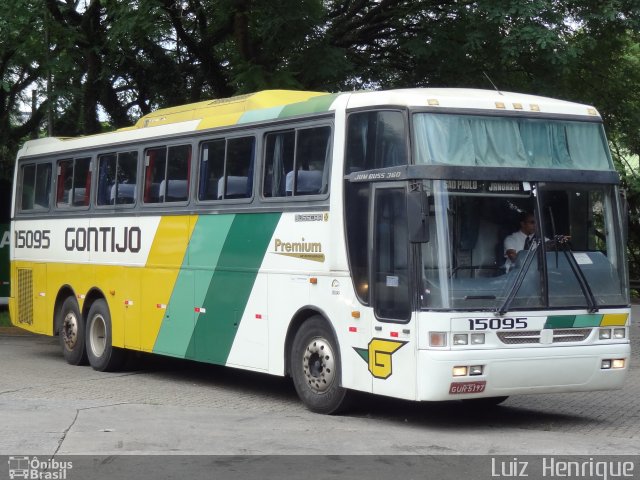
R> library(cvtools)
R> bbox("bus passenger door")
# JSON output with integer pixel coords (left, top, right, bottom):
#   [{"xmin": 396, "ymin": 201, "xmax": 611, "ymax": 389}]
[{"xmin": 370, "ymin": 185, "xmax": 416, "ymax": 400}]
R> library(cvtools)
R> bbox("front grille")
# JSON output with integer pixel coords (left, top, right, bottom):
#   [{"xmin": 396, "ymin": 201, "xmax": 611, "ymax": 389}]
[
  {"xmin": 17, "ymin": 268, "xmax": 33, "ymax": 325},
  {"xmin": 497, "ymin": 328, "xmax": 592, "ymax": 345},
  {"xmin": 550, "ymin": 328, "xmax": 593, "ymax": 343},
  {"xmin": 496, "ymin": 330, "xmax": 542, "ymax": 344}
]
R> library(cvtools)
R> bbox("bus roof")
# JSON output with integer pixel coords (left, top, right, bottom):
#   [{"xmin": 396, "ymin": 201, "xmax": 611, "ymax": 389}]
[{"xmin": 18, "ymin": 88, "xmax": 600, "ymax": 158}]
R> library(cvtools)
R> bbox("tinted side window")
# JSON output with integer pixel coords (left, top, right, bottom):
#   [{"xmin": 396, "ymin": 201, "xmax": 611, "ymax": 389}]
[
  {"xmin": 224, "ymin": 137, "xmax": 254, "ymax": 199},
  {"xmin": 263, "ymin": 131, "xmax": 294, "ymax": 198},
  {"xmin": 199, "ymin": 140, "xmax": 225, "ymax": 200},
  {"xmin": 293, "ymin": 126, "xmax": 331, "ymax": 196},
  {"xmin": 56, "ymin": 157, "xmax": 91, "ymax": 207},
  {"xmin": 20, "ymin": 163, "xmax": 52, "ymax": 211},
  {"xmin": 97, "ymin": 151, "xmax": 138, "ymax": 206},
  {"xmin": 345, "ymin": 111, "xmax": 407, "ymax": 173},
  {"xmin": 263, "ymin": 126, "xmax": 331, "ymax": 198},
  {"xmin": 144, "ymin": 145, "xmax": 191, "ymax": 203},
  {"xmin": 198, "ymin": 136, "xmax": 255, "ymax": 201}
]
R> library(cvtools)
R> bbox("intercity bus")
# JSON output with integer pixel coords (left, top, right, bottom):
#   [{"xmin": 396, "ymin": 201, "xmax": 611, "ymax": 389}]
[
  {"xmin": 8, "ymin": 89, "xmax": 630, "ymax": 413},
  {"xmin": 1, "ymin": 178, "xmax": 10, "ymax": 305}
]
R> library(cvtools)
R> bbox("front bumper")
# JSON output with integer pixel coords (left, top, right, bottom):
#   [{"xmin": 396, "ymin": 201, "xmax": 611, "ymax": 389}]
[{"xmin": 417, "ymin": 343, "xmax": 630, "ymax": 401}]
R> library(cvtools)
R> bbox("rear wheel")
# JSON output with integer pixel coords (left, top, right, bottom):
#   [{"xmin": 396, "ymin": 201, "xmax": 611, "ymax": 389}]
[
  {"xmin": 58, "ymin": 296, "xmax": 87, "ymax": 366},
  {"xmin": 290, "ymin": 316, "xmax": 351, "ymax": 414},
  {"xmin": 86, "ymin": 299, "xmax": 126, "ymax": 372}
]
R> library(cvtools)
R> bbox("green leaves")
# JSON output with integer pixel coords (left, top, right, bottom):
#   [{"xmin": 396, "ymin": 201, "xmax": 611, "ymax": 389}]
[{"xmin": 0, "ymin": 1, "xmax": 638, "ymax": 279}]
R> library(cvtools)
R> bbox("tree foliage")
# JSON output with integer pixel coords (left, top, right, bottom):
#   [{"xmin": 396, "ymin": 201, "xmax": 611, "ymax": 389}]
[{"xmin": 1, "ymin": 0, "xmax": 640, "ymax": 272}]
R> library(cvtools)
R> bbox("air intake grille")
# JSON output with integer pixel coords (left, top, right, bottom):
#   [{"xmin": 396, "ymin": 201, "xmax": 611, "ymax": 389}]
[
  {"xmin": 496, "ymin": 330, "xmax": 541, "ymax": 344},
  {"xmin": 497, "ymin": 328, "xmax": 592, "ymax": 345},
  {"xmin": 17, "ymin": 268, "xmax": 33, "ymax": 325}
]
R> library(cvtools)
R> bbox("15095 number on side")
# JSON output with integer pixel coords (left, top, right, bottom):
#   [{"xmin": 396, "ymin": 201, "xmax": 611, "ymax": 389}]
[
  {"xmin": 14, "ymin": 229, "xmax": 51, "ymax": 249},
  {"xmin": 468, "ymin": 317, "xmax": 527, "ymax": 330}
]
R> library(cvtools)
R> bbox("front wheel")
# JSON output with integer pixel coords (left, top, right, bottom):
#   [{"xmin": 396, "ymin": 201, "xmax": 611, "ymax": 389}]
[
  {"xmin": 290, "ymin": 316, "xmax": 351, "ymax": 414},
  {"xmin": 86, "ymin": 299, "xmax": 127, "ymax": 372}
]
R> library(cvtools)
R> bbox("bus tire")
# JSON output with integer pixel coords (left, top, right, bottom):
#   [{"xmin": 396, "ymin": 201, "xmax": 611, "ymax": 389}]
[
  {"xmin": 85, "ymin": 299, "xmax": 126, "ymax": 372},
  {"xmin": 290, "ymin": 316, "xmax": 351, "ymax": 415},
  {"xmin": 58, "ymin": 296, "xmax": 88, "ymax": 366}
]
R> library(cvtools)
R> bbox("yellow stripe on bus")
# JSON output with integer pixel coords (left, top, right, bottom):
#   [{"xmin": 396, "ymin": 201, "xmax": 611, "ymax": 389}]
[{"xmin": 600, "ymin": 313, "xmax": 628, "ymax": 326}]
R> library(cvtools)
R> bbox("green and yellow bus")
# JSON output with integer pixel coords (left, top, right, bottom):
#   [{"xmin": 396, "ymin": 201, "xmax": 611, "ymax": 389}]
[{"xmin": 9, "ymin": 89, "xmax": 630, "ymax": 413}]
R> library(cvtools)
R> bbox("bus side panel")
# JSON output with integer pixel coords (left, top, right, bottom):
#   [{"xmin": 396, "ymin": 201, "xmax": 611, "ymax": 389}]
[
  {"xmin": 225, "ymin": 273, "xmax": 269, "ymax": 371},
  {"xmin": 152, "ymin": 213, "xmax": 280, "ymax": 367},
  {"xmin": 192, "ymin": 213, "xmax": 280, "ymax": 365},
  {"xmin": 139, "ymin": 215, "xmax": 195, "ymax": 354},
  {"xmin": 122, "ymin": 267, "xmax": 141, "ymax": 349},
  {"xmin": 267, "ymin": 272, "xmax": 310, "ymax": 375},
  {"xmin": 152, "ymin": 214, "xmax": 233, "ymax": 360}
]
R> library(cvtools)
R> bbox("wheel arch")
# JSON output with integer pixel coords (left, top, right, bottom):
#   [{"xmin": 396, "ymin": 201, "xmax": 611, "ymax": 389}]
[
  {"xmin": 283, "ymin": 306, "xmax": 339, "ymax": 377},
  {"xmin": 81, "ymin": 287, "xmax": 107, "ymax": 321}
]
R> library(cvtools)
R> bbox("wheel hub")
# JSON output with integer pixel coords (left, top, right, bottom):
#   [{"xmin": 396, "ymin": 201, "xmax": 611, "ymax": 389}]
[
  {"xmin": 89, "ymin": 314, "xmax": 107, "ymax": 358},
  {"xmin": 302, "ymin": 338, "xmax": 336, "ymax": 393},
  {"xmin": 62, "ymin": 313, "xmax": 78, "ymax": 350}
]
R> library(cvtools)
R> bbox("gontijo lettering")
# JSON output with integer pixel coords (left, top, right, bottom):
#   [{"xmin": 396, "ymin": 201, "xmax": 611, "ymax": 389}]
[{"xmin": 65, "ymin": 226, "xmax": 141, "ymax": 253}]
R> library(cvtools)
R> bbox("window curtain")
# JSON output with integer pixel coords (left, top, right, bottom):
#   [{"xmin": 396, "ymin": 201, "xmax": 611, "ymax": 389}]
[{"xmin": 413, "ymin": 114, "xmax": 612, "ymax": 170}]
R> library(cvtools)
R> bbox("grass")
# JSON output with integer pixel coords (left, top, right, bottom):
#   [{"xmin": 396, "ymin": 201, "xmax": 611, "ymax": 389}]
[{"xmin": 0, "ymin": 308, "xmax": 11, "ymax": 327}]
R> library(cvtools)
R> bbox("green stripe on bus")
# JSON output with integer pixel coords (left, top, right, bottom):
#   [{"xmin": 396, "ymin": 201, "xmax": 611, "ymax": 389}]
[
  {"xmin": 190, "ymin": 212, "xmax": 281, "ymax": 364},
  {"xmin": 573, "ymin": 314, "xmax": 603, "ymax": 327},
  {"xmin": 278, "ymin": 93, "xmax": 339, "ymax": 118},
  {"xmin": 544, "ymin": 315, "xmax": 576, "ymax": 329}
]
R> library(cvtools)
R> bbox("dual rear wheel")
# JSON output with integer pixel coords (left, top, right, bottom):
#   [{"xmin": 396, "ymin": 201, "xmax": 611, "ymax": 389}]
[{"xmin": 58, "ymin": 296, "xmax": 126, "ymax": 372}]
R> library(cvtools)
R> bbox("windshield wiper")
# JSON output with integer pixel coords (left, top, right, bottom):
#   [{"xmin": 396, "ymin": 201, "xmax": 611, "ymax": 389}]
[
  {"xmin": 495, "ymin": 239, "xmax": 540, "ymax": 315},
  {"xmin": 556, "ymin": 237, "xmax": 599, "ymax": 313}
]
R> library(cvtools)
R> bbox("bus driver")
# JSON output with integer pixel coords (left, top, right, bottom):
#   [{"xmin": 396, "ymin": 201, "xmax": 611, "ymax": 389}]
[{"xmin": 503, "ymin": 211, "xmax": 536, "ymax": 272}]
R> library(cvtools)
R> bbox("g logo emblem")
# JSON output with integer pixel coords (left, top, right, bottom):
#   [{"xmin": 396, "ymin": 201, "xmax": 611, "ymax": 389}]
[{"xmin": 354, "ymin": 338, "xmax": 406, "ymax": 379}]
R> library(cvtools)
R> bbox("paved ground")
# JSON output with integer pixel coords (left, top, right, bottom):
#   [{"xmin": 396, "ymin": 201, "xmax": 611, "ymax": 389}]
[{"xmin": 0, "ymin": 307, "xmax": 638, "ymax": 458}]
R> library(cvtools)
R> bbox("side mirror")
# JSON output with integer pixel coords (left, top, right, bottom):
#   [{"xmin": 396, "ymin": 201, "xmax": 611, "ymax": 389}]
[{"xmin": 408, "ymin": 189, "xmax": 429, "ymax": 243}]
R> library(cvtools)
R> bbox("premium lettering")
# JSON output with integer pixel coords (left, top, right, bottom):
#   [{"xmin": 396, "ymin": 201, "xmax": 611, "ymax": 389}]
[{"xmin": 274, "ymin": 238, "xmax": 322, "ymax": 254}]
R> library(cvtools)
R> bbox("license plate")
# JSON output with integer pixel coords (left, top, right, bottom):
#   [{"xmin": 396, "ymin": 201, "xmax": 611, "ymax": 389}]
[{"xmin": 449, "ymin": 381, "xmax": 486, "ymax": 394}]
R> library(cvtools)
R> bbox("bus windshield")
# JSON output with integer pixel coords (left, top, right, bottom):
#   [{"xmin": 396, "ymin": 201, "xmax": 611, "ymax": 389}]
[{"xmin": 418, "ymin": 180, "xmax": 628, "ymax": 311}]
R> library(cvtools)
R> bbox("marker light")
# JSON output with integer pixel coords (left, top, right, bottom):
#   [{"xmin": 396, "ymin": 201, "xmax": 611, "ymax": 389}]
[
  {"xmin": 453, "ymin": 334, "xmax": 468, "ymax": 345},
  {"xmin": 601, "ymin": 360, "xmax": 611, "ymax": 369},
  {"xmin": 469, "ymin": 365, "xmax": 484, "ymax": 376},
  {"xmin": 470, "ymin": 333, "xmax": 485, "ymax": 345},
  {"xmin": 599, "ymin": 329, "xmax": 612, "ymax": 340},
  {"xmin": 452, "ymin": 366, "xmax": 468, "ymax": 377},
  {"xmin": 613, "ymin": 328, "xmax": 626, "ymax": 339},
  {"xmin": 430, "ymin": 332, "xmax": 447, "ymax": 347}
]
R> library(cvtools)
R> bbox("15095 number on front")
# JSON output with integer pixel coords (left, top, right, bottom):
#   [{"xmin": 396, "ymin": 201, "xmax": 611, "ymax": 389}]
[{"xmin": 468, "ymin": 317, "xmax": 527, "ymax": 330}]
